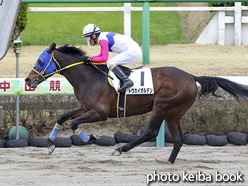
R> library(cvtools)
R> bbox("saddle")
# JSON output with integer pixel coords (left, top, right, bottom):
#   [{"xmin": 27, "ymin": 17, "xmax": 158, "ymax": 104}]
[{"xmin": 108, "ymin": 65, "xmax": 154, "ymax": 117}]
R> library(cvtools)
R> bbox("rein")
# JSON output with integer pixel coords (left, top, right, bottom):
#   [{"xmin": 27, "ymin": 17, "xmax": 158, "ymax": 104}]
[
  {"xmin": 90, "ymin": 62, "xmax": 114, "ymax": 80},
  {"xmin": 32, "ymin": 51, "xmax": 107, "ymax": 81}
]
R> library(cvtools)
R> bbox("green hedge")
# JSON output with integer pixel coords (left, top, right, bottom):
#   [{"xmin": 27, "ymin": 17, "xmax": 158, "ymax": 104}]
[{"xmin": 1, "ymin": 93, "xmax": 247, "ymax": 139}]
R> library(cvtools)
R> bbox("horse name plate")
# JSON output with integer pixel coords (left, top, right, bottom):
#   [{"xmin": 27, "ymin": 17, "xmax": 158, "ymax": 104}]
[{"xmin": 110, "ymin": 68, "xmax": 154, "ymax": 95}]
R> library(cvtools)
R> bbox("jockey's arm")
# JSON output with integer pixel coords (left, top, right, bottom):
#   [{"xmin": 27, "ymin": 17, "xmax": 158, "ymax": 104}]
[{"xmin": 91, "ymin": 40, "xmax": 109, "ymax": 62}]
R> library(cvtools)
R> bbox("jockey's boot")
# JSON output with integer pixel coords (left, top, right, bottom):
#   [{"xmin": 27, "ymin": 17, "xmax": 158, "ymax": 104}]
[{"xmin": 112, "ymin": 66, "xmax": 134, "ymax": 92}]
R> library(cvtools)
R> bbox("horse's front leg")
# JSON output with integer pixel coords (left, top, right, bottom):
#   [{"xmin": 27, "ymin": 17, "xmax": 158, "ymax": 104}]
[
  {"xmin": 70, "ymin": 108, "xmax": 105, "ymax": 142},
  {"xmin": 48, "ymin": 108, "xmax": 83, "ymax": 154}
]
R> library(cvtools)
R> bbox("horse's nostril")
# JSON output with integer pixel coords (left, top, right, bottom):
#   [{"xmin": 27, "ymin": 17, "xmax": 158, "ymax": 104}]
[{"xmin": 25, "ymin": 78, "xmax": 30, "ymax": 83}]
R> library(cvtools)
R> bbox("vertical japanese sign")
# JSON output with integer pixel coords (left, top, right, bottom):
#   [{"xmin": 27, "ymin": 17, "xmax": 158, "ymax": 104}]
[{"xmin": 0, "ymin": 78, "xmax": 74, "ymax": 95}]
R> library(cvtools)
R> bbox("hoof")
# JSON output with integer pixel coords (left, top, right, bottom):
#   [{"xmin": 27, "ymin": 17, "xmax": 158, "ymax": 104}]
[
  {"xmin": 168, "ymin": 158, "xmax": 175, "ymax": 164},
  {"xmin": 48, "ymin": 139, "xmax": 55, "ymax": 155},
  {"xmin": 112, "ymin": 150, "xmax": 122, "ymax": 156},
  {"xmin": 48, "ymin": 145, "xmax": 55, "ymax": 155}
]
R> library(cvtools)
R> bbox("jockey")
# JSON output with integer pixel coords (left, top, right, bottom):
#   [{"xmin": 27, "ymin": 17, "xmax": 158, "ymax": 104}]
[{"xmin": 82, "ymin": 23, "xmax": 142, "ymax": 92}]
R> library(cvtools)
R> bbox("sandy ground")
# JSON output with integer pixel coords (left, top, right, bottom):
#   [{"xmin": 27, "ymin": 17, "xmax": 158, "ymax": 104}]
[
  {"xmin": 1, "ymin": 44, "xmax": 248, "ymax": 186},
  {"xmin": 1, "ymin": 44, "xmax": 248, "ymax": 78},
  {"xmin": 0, "ymin": 144, "xmax": 247, "ymax": 186}
]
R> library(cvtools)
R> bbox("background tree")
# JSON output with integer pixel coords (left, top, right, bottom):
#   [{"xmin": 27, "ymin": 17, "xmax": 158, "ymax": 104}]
[{"xmin": 12, "ymin": 3, "xmax": 28, "ymax": 40}]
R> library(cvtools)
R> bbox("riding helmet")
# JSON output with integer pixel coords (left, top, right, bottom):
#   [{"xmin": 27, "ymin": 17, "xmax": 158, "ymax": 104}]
[{"xmin": 82, "ymin": 24, "xmax": 101, "ymax": 47}]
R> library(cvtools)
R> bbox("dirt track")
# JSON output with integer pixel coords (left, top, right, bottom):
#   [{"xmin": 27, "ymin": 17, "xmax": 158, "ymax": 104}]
[
  {"xmin": 1, "ymin": 44, "xmax": 248, "ymax": 78},
  {"xmin": 1, "ymin": 44, "xmax": 248, "ymax": 186},
  {"xmin": 0, "ymin": 144, "xmax": 247, "ymax": 186}
]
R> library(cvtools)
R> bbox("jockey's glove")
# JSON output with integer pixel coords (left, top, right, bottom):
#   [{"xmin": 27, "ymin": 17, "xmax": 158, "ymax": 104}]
[{"xmin": 85, "ymin": 57, "xmax": 92, "ymax": 64}]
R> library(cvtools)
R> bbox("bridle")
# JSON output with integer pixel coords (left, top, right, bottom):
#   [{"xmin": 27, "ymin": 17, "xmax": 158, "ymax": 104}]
[
  {"xmin": 32, "ymin": 51, "xmax": 85, "ymax": 81},
  {"xmin": 32, "ymin": 50, "xmax": 107, "ymax": 82},
  {"xmin": 32, "ymin": 51, "xmax": 59, "ymax": 81}
]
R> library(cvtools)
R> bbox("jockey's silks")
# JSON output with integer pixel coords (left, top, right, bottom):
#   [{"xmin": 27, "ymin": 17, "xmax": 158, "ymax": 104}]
[{"xmin": 91, "ymin": 32, "xmax": 142, "ymax": 69}]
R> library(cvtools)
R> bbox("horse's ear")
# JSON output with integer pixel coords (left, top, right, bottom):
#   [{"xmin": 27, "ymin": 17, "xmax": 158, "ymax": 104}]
[{"xmin": 47, "ymin": 43, "xmax": 56, "ymax": 53}]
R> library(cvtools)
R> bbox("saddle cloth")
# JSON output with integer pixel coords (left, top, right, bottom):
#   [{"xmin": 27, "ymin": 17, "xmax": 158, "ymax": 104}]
[{"xmin": 108, "ymin": 68, "xmax": 154, "ymax": 95}]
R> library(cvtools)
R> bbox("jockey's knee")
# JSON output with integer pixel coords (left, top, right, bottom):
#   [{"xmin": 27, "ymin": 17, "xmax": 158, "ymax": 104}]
[{"xmin": 108, "ymin": 64, "xmax": 116, "ymax": 71}]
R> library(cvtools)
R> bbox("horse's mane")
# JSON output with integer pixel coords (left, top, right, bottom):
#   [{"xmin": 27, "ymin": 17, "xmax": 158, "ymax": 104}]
[{"xmin": 57, "ymin": 44, "xmax": 88, "ymax": 61}]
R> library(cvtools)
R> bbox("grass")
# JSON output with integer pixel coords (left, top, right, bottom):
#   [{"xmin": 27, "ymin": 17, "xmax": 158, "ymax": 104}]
[{"xmin": 20, "ymin": 3, "xmax": 187, "ymax": 46}]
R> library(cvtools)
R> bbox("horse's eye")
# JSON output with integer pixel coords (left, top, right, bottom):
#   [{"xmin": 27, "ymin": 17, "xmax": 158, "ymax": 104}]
[{"xmin": 37, "ymin": 59, "xmax": 44, "ymax": 67}]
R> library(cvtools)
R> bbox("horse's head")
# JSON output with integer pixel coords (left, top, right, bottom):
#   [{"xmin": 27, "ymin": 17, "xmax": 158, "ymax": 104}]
[{"xmin": 25, "ymin": 43, "xmax": 59, "ymax": 88}]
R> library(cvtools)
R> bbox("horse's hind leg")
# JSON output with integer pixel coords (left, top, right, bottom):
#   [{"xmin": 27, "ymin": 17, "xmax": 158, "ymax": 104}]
[
  {"xmin": 112, "ymin": 114, "xmax": 164, "ymax": 156},
  {"xmin": 166, "ymin": 117, "xmax": 184, "ymax": 164},
  {"xmin": 112, "ymin": 128, "xmax": 160, "ymax": 156}
]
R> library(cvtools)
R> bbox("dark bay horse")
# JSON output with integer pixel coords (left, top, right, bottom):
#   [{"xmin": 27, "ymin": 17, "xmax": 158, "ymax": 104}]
[{"xmin": 25, "ymin": 43, "xmax": 248, "ymax": 164}]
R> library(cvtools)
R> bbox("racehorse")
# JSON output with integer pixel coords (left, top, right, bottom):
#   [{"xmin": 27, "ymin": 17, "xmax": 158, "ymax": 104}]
[{"xmin": 25, "ymin": 43, "xmax": 248, "ymax": 164}]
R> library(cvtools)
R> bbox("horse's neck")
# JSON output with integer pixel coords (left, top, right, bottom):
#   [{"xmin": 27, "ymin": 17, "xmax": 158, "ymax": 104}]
[
  {"xmin": 55, "ymin": 52, "xmax": 89, "ymax": 87},
  {"xmin": 55, "ymin": 51, "xmax": 108, "ymax": 88},
  {"xmin": 61, "ymin": 64, "xmax": 92, "ymax": 88}
]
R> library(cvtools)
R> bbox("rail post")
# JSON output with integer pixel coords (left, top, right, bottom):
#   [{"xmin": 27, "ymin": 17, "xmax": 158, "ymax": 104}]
[
  {"xmin": 13, "ymin": 40, "xmax": 22, "ymax": 139},
  {"xmin": 156, "ymin": 121, "xmax": 165, "ymax": 147},
  {"xmin": 142, "ymin": 1, "xmax": 150, "ymax": 64},
  {"xmin": 124, "ymin": 3, "xmax": 131, "ymax": 37}
]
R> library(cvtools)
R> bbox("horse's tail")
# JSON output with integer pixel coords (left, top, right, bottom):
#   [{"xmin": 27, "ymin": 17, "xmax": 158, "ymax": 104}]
[{"xmin": 194, "ymin": 76, "xmax": 248, "ymax": 102}]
